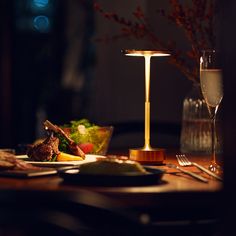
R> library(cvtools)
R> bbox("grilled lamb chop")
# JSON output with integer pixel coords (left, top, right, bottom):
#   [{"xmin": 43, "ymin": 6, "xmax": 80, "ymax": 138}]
[
  {"xmin": 27, "ymin": 134, "xmax": 60, "ymax": 161},
  {"xmin": 44, "ymin": 120, "xmax": 85, "ymax": 158}
]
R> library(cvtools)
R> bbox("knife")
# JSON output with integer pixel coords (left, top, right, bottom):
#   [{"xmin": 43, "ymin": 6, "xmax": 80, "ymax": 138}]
[
  {"xmin": 190, "ymin": 162, "xmax": 223, "ymax": 181},
  {"xmin": 166, "ymin": 163, "xmax": 209, "ymax": 183}
]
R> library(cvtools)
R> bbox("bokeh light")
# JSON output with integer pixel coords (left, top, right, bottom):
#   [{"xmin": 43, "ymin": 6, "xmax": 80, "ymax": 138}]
[
  {"xmin": 33, "ymin": 15, "xmax": 50, "ymax": 32},
  {"xmin": 32, "ymin": 0, "xmax": 49, "ymax": 8}
]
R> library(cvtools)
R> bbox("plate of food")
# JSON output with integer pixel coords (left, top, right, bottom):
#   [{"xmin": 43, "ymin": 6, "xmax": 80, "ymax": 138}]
[
  {"xmin": 58, "ymin": 158, "xmax": 165, "ymax": 186},
  {"xmin": 19, "ymin": 119, "xmax": 111, "ymax": 167},
  {"xmin": 17, "ymin": 154, "xmax": 105, "ymax": 167}
]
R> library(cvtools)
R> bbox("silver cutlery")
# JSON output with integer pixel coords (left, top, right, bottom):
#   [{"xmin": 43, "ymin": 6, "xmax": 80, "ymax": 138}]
[
  {"xmin": 176, "ymin": 154, "xmax": 222, "ymax": 181},
  {"xmin": 166, "ymin": 163, "xmax": 209, "ymax": 183}
]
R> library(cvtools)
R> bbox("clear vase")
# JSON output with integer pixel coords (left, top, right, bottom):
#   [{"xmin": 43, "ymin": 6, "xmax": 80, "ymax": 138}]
[{"xmin": 180, "ymin": 83, "xmax": 212, "ymax": 154}]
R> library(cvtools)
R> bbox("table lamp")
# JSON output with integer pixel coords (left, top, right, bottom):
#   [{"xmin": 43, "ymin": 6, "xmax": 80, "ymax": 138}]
[{"xmin": 123, "ymin": 50, "xmax": 170, "ymax": 164}]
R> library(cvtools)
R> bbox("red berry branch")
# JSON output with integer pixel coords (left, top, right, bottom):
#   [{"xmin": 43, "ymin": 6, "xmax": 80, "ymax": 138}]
[{"xmin": 93, "ymin": 0, "xmax": 217, "ymax": 84}]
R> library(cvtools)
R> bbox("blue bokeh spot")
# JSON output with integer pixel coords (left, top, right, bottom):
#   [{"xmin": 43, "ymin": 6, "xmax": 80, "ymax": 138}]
[
  {"xmin": 32, "ymin": 0, "xmax": 49, "ymax": 8},
  {"xmin": 33, "ymin": 15, "xmax": 50, "ymax": 32}
]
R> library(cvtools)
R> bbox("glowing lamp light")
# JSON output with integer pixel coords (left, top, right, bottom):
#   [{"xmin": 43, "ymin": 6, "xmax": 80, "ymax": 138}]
[{"xmin": 123, "ymin": 50, "xmax": 170, "ymax": 57}]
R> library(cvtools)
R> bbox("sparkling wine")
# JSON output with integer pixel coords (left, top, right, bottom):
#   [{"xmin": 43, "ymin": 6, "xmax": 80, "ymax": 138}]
[{"xmin": 200, "ymin": 69, "xmax": 223, "ymax": 108}]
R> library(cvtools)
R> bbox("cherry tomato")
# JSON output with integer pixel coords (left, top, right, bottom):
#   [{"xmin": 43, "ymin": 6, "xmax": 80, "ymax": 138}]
[{"xmin": 79, "ymin": 143, "xmax": 94, "ymax": 154}]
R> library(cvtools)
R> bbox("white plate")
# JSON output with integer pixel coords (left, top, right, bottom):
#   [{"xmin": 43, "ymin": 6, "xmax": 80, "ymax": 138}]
[
  {"xmin": 16, "ymin": 155, "xmax": 29, "ymax": 160},
  {"xmin": 15, "ymin": 154, "xmax": 105, "ymax": 167}
]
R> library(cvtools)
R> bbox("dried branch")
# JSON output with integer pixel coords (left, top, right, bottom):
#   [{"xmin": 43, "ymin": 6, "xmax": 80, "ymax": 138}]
[{"xmin": 93, "ymin": 0, "xmax": 216, "ymax": 84}]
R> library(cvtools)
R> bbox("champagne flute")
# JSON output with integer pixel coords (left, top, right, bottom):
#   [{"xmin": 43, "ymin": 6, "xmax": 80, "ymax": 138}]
[{"xmin": 200, "ymin": 50, "xmax": 223, "ymax": 174}]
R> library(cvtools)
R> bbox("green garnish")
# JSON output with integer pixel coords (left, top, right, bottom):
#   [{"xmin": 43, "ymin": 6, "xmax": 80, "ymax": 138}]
[
  {"xmin": 70, "ymin": 119, "xmax": 94, "ymax": 130},
  {"xmin": 57, "ymin": 119, "xmax": 112, "ymax": 155},
  {"xmin": 50, "ymin": 154, "xmax": 58, "ymax": 162}
]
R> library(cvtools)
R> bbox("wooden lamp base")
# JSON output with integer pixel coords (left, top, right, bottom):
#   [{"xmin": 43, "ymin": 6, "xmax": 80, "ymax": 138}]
[{"xmin": 129, "ymin": 148, "xmax": 165, "ymax": 164}]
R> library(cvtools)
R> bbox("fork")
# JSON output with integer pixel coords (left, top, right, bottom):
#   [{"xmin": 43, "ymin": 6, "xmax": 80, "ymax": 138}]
[{"xmin": 176, "ymin": 154, "xmax": 222, "ymax": 181}]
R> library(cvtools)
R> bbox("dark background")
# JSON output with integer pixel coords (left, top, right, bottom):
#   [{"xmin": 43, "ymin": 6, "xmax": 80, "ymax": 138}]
[
  {"xmin": 1, "ymin": 0, "xmax": 236, "ymax": 234},
  {"xmin": 0, "ymin": 0, "xmax": 97, "ymax": 147},
  {"xmin": 0, "ymin": 0, "xmax": 191, "ymax": 149}
]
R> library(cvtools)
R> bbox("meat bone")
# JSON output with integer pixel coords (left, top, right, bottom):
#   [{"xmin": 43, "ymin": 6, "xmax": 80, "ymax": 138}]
[{"xmin": 43, "ymin": 120, "xmax": 85, "ymax": 158}]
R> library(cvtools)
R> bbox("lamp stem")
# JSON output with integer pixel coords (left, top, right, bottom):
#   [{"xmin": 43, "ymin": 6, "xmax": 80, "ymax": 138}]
[{"xmin": 144, "ymin": 55, "xmax": 151, "ymax": 150}]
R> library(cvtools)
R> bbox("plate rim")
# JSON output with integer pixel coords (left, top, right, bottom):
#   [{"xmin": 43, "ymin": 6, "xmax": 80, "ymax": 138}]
[{"xmin": 16, "ymin": 154, "xmax": 105, "ymax": 166}]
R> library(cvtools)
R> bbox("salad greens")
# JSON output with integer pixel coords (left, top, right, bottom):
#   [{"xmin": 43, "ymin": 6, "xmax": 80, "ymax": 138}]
[
  {"xmin": 58, "ymin": 119, "xmax": 112, "ymax": 155},
  {"xmin": 70, "ymin": 119, "xmax": 95, "ymax": 129}
]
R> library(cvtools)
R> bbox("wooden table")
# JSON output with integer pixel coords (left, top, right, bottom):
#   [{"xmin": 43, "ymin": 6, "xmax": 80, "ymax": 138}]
[
  {"xmin": 0, "ymin": 150, "xmax": 223, "ymax": 235},
  {"xmin": 0, "ymin": 150, "xmax": 222, "ymax": 197},
  {"xmin": 0, "ymin": 150, "xmax": 222, "ymax": 191}
]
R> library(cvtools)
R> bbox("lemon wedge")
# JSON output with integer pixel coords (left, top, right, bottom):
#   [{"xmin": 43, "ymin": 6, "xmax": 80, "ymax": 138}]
[{"xmin": 57, "ymin": 152, "xmax": 84, "ymax": 162}]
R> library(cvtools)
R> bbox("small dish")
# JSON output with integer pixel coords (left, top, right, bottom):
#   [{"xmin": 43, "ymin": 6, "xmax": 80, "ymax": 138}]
[{"xmin": 58, "ymin": 167, "xmax": 165, "ymax": 186}]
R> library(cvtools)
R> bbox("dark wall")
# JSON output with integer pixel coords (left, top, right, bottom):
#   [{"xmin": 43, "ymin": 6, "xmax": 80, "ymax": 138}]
[
  {"xmin": 12, "ymin": 0, "xmax": 65, "ymax": 145},
  {"xmin": 0, "ymin": 0, "xmax": 212, "ymax": 149},
  {"xmin": 0, "ymin": 0, "xmax": 184, "ymax": 148},
  {"xmin": 220, "ymin": 1, "xmax": 236, "ymax": 235},
  {"xmin": 0, "ymin": 0, "xmax": 96, "ymax": 147},
  {"xmin": 91, "ymin": 0, "xmax": 191, "ymax": 126},
  {"xmin": 0, "ymin": 0, "xmax": 14, "ymax": 146}
]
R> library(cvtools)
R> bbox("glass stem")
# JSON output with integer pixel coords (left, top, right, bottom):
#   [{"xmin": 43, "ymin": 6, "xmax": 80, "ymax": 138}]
[
  {"xmin": 211, "ymin": 116, "xmax": 216, "ymax": 164},
  {"xmin": 210, "ymin": 105, "xmax": 218, "ymax": 165}
]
